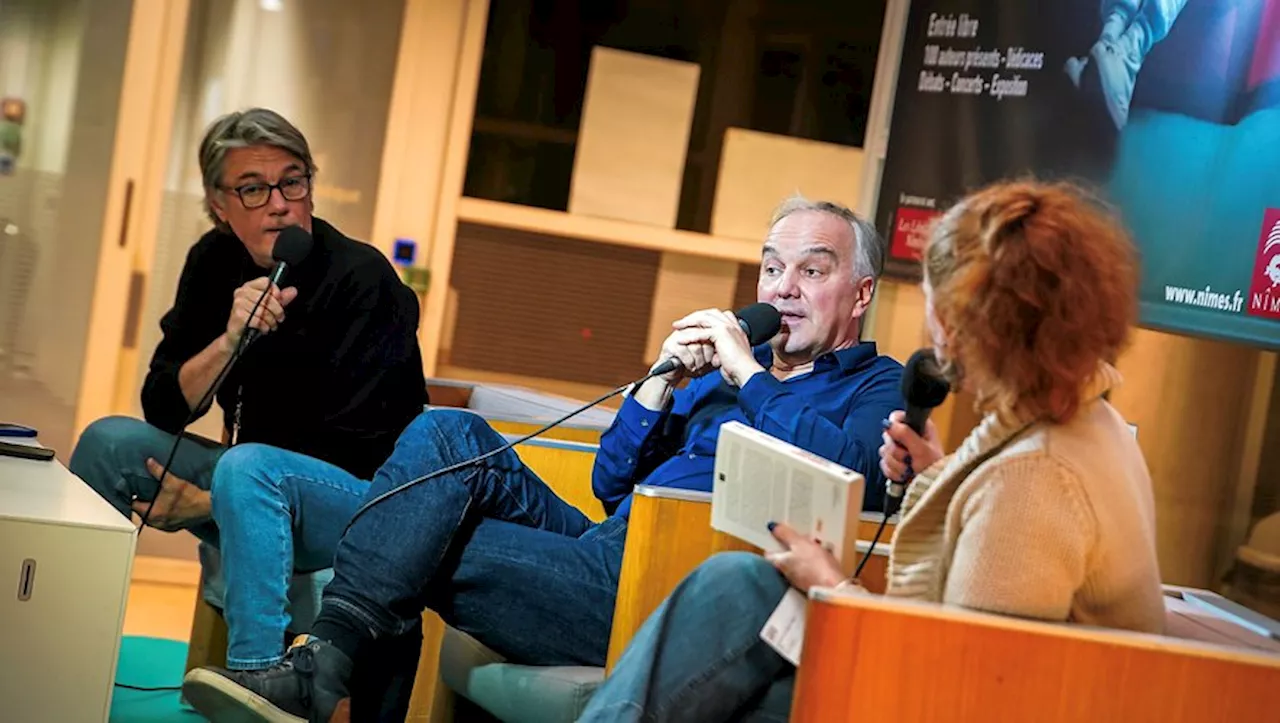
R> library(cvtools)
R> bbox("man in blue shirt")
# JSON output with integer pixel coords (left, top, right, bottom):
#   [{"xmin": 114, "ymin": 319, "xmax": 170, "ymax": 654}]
[{"xmin": 182, "ymin": 197, "xmax": 905, "ymax": 722}]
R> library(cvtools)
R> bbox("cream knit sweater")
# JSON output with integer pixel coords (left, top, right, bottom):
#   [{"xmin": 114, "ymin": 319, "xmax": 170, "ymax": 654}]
[{"xmin": 885, "ymin": 364, "xmax": 1166, "ymax": 634}]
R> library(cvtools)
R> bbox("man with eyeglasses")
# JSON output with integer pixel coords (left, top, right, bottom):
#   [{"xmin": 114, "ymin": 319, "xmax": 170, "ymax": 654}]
[{"xmin": 69, "ymin": 108, "xmax": 427, "ymax": 718}]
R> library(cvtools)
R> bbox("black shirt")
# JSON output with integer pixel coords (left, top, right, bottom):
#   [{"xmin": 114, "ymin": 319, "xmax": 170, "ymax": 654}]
[{"xmin": 141, "ymin": 217, "xmax": 427, "ymax": 479}]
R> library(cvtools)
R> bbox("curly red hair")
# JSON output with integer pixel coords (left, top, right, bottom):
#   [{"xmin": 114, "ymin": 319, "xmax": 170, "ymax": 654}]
[{"xmin": 923, "ymin": 180, "xmax": 1138, "ymax": 423}]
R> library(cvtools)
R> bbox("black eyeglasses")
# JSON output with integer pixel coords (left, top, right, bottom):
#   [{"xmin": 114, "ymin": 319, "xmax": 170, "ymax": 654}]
[{"xmin": 222, "ymin": 174, "xmax": 312, "ymax": 209}]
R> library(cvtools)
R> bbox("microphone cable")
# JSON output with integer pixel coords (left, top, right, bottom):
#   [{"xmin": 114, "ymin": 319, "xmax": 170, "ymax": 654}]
[
  {"xmin": 115, "ymin": 283, "xmax": 275, "ymax": 693},
  {"xmin": 853, "ymin": 486, "xmax": 902, "ymax": 581},
  {"xmin": 341, "ymin": 369, "xmax": 668, "ymax": 535},
  {"xmin": 852, "ymin": 349, "xmax": 947, "ymax": 582},
  {"xmin": 116, "ymin": 282, "xmax": 273, "ymax": 691}
]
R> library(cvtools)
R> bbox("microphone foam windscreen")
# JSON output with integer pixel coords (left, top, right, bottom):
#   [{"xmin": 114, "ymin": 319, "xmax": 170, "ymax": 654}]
[
  {"xmin": 273, "ymin": 225, "xmax": 314, "ymax": 266},
  {"xmin": 902, "ymin": 348, "xmax": 950, "ymax": 408},
  {"xmin": 736, "ymin": 303, "xmax": 782, "ymax": 345}
]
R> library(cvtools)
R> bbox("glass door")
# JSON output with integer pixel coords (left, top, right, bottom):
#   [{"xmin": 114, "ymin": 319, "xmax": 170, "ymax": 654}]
[{"xmin": 0, "ymin": 0, "xmax": 183, "ymax": 459}]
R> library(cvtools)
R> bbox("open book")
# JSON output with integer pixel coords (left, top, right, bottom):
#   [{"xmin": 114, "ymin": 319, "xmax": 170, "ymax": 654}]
[{"xmin": 711, "ymin": 421, "xmax": 865, "ymax": 577}]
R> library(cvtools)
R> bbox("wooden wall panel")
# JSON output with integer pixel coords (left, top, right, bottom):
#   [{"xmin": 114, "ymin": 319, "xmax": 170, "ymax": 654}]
[
  {"xmin": 643, "ymin": 255, "xmax": 741, "ymax": 361},
  {"xmin": 1109, "ymin": 329, "xmax": 1265, "ymax": 587},
  {"xmin": 566, "ymin": 46, "xmax": 712, "ymax": 366},
  {"xmin": 447, "ymin": 222, "xmax": 659, "ymax": 387},
  {"xmin": 712, "ymin": 128, "xmax": 865, "ymax": 241},
  {"xmin": 867, "ymin": 280, "xmax": 927, "ymax": 365},
  {"xmin": 568, "ymin": 47, "xmax": 700, "ymax": 227},
  {"xmin": 1249, "ymin": 361, "xmax": 1280, "ymax": 519},
  {"xmin": 732, "ymin": 262, "xmax": 759, "ymax": 312},
  {"xmin": 419, "ymin": 0, "xmax": 489, "ymax": 377}
]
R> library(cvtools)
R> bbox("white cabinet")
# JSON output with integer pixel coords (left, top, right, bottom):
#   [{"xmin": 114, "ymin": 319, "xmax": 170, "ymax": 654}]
[{"xmin": 0, "ymin": 449, "xmax": 136, "ymax": 722}]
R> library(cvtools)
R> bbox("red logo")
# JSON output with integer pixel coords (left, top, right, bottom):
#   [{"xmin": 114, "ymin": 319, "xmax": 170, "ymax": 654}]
[
  {"xmin": 890, "ymin": 207, "xmax": 941, "ymax": 261},
  {"xmin": 1247, "ymin": 208, "xmax": 1280, "ymax": 320}
]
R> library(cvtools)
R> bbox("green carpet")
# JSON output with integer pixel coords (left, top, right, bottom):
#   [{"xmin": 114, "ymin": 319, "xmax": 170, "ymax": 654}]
[{"xmin": 110, "ymin": 636, "xmax": 207, "ymax": 722}]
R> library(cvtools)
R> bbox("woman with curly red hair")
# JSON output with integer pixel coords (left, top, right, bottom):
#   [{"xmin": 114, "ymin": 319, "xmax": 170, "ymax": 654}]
[
  {"xmin": 876, "ymin": 179, "xmax": 1162, "ymax": 627},
  {"xmin": 578, "ymin": 180, "xmax": 1165, "ymax": 723}
]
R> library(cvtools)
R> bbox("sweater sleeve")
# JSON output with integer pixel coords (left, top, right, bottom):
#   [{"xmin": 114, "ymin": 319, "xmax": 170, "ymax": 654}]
[
  {"xmin": 942, "ymin": 453, "xmax": 1096, "ymax": 622},
  {"xmin": 141, "ymin": 240, "xmax": 227, "ymax": 433}
]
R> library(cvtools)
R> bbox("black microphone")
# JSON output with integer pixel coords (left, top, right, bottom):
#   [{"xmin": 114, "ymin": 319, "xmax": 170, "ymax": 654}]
[
  {"xmin": 649, "ymin": 302, "xmax": 783, "ymax": 377},
  {"xmin": 902, "ymin": 348, "xmax": 950, "ymax": 435},
  {"xmin": 887, "ymin": 348, "xmax": 950, "ymax": 506},
  {"xmin": 242, "ymin": 225, "xmax": 313, "ymax": 347}
]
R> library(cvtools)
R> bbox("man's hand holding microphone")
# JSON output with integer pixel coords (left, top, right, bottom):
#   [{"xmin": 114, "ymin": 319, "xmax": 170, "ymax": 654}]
[
  {"xmin": 634, "ymin": 303, "xmax": 781, "ymax": 411},
  {"xmin": 221, "ymin": 277, "xmax": 298, "ymax": 354}
]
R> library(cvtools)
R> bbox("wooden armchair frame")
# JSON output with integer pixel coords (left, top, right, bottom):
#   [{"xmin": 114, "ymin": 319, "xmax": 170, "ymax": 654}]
[{"xmin": 791, "ymin": 590, "xmax": 1280, "ymax": 722}]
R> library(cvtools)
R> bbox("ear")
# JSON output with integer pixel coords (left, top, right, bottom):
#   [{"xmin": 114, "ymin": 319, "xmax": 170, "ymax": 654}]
[
  {"xmin": 207, "ymin": 191, "xmax": 228, "ymax": 223},
  {"xmin": 853, "ymin": 275, "xmax": 876, "ymax": 316}
]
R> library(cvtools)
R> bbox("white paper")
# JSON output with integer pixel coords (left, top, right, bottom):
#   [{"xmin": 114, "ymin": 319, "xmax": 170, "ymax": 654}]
[{"xmin": 759, "ymin": 588, "xmax": 808, "ymax": 666}]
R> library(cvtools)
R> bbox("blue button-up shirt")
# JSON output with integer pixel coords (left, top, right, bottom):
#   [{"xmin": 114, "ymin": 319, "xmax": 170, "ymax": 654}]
[{"xmin": 593, "ymin": 342, "xmax": 905, "ymax": 519}]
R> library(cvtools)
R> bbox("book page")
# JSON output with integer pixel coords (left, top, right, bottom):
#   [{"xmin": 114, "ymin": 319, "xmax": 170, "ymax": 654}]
[{"xmin": 711, "ymin": 422, "xmax": 862, "ymax": 562}]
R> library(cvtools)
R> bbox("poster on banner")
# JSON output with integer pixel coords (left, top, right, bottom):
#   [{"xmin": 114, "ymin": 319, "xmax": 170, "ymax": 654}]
[{"xmin": 876, "ymin": 0, "xmax": 1280, "ymax": 350}]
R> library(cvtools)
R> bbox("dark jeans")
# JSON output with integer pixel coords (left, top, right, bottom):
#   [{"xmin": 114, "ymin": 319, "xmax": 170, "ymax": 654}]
[{"xmin": 315, "ymin": 409, "xmax": 627, "ymax": 670}]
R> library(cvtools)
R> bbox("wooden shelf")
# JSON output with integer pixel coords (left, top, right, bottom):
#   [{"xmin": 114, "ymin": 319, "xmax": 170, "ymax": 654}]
[{"xmin": 455, "ymin": 197, "xmax": 762, "ymax": 264}]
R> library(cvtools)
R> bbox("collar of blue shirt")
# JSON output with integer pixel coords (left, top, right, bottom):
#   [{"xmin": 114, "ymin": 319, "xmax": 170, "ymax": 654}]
[{"xmin": 751, "ymin": 341, "xmax": 882, "ymax": 375}]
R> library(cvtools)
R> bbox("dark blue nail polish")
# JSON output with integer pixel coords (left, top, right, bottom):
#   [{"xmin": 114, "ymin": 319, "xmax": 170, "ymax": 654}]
[
  {"xmin": 881, "ymin": 418, "xmax": 891, "ymax": 430},
  {"xmin": 905, "ymin": 455, "xmax": 913, "ymax": 466},
  {"xmin": 904, "ymin": 465, "xmax": 914, "ymax": 479},
  {"xmin": 767, "ymin": 521, "xmax": 777, "ymax": 532}
]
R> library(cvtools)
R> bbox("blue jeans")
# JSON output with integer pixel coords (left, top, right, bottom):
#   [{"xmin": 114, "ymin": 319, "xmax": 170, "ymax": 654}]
[
  {"xmin": 68, "ymin": 416, "xmax": 367, "ymax": 670},
  {"xmin": 211, "ymin": 445, "xmax": 424, "ymax": 721},
  {"xmin": 320, "ymin": 408, "xmax": 627, "ymax": 667},
  {"xmin": 210, "ymin": 444, "xmax": 370, "ymax": 669},
  {"xmin": 578, "ymin": 553, "xmax": 796, "ymax": 723},
  {"xmin": 69, "ymin": 416, "xmax": 224, "ymax": 545}
]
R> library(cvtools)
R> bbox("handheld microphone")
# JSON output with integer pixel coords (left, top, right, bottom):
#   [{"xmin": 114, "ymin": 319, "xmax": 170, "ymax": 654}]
[
  {"xmin": 241, "ymin": 225, "xmax": 313, "ymax": 347},
  {"xmin": 902, "ymin": 348, "xmax": 951, "ymax": 435},
  {"xmin": 649, "ymin": 302, "xmax": 784, "ymax": 377},
  {"xmin": 887, "ymin": 348, "xmax": 950, "ymax": 505}
]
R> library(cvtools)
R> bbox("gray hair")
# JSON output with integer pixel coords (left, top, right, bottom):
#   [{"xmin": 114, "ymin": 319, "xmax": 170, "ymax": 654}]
[
  {"xmin": 198, "ymin": 108, "xmax": 316, "ymax": 231},
  {"xmin": 769, "ymin": 194, "xmax": 885, "ymax": 282}
]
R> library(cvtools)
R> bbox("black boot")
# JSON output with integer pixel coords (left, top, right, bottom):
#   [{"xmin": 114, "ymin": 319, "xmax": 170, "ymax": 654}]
[{"xmin": 182, "ymin": 636, "xmax": 353, "ymax": 723}]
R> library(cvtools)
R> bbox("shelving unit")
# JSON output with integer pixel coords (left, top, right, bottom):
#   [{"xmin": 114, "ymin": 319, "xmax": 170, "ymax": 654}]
[{"xmin": 455, "ymin": 196, "xmax": 761, "ymax": 263}]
